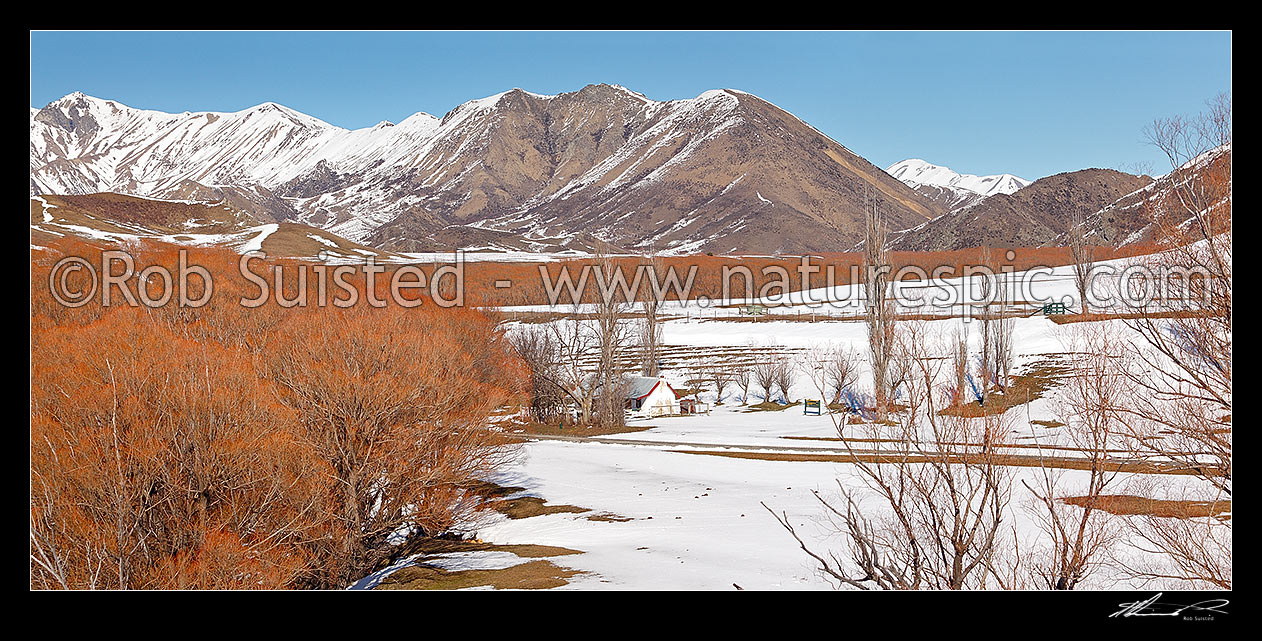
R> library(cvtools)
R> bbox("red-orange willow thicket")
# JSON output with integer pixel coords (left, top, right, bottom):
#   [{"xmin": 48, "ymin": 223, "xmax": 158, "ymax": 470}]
[
  {"xmin": 474, "ymin": 244, "xmax": 1163, "ymax": 308},
  {"xmin": 30, "ymin": 240, "xmax": 525, "ymax": 589}
]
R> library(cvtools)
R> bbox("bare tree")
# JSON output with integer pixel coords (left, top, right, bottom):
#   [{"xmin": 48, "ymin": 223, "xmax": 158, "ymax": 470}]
[
  {"xmin": 509, "ymin": 326, "xmax": 567, "ymax": 423},
  {"xmin": 1068, "ymin": 209, "xmax": 1095, "ymax": 315},
  {"xmin": 539, "ymin": 313, "xmax": 600, "ymax": 426},
  {"xmin": 1021, "ymin": 324, "xmax": 1126, "ymax": 589},
  {"xmin": 1122, "ymin": 93, "xmax": 1231, "ymax": 495},
  {"xmin": 976, "ymin": 248, "xmax": 994, "ymax": 406},
  {"xmin": 990, "ymin": 269, "xmax": 1015, "ymax": 391},
  {"xmin": 681, "ymin": 359, "xmax": 710, "ymax": 407},
  {"xmin": 822, "ymin": 345, "xmax": 859, "ymax": 406},
  {"xmin": 974, "ymin": 247, "xmax": 1014, "ymax": 399},
  {"xmin": 800, "ymin": 346, "xmax": 854, "ymax": 411},
  {"xmin": 753, "ymin": 357, "xmax": 781, "ymax": 404},
  {"xmin": 512, "ymin": 307, "xmax": 618, "ymax": 428},
  {"xmin": 709, "ymin": 365, "xmax": 735, "ymax": 406},
  {"xmin": 733, "ymin": 364, "xmax": 753, "ymax": 405},
  {"xmin": 1108, "ymin": 94, "xmax": 1231, "ymax": 589},
  {"xmin": 639, "ymin": 256, "xmax": 664, "ymax": 377},
  {"xmin": 767, "ymin": 323, "xmax": 1013, "ymax": 589},
  {"xmin": 864, "ymin": 191, "xmax": 896, "ymax": 416},
  {"xmin": 773, "ymin": 356, "xmax": 796, "ymax": 405},
  {"xmin": 591, "ymin": 245, "xmax": 634, "ymax": 428},
  {"xmin": 951, "ymin": 322, "xmax": 970, "ymax": 406},
  {"xmin": 1113, "ymin": 480, "xmax": 1231, "ymax": 589}
]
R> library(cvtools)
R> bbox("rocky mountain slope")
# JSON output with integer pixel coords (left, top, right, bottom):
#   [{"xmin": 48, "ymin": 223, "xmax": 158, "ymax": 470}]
[
  {"xmin": 887, "ymin": 168, "xmax": 1152, "ymax": 251},
  {"xmin": 31, "ymin": 86, "xmax": 945, "ymax": 255},
  {"xmin": 30, "ymin": 192, "xmax": 397, "ymax": 262},
  {"xmin": 1073, "ymin": 145, "xmax": 1231, "ymax": 247}
]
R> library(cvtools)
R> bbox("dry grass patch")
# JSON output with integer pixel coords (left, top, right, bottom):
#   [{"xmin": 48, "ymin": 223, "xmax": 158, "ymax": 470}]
[
  {"xmin": 375, "ymin": 559, "xmax": 582, "ymax": 590},
  {"xmin": 586, "ymin": 513, "xmax": 634, "ymax": 522},
  {"xmin": 743, "ymin": 401, "xmax": 802, "ymax": 412},
  {"xmin": 779, "ymin": 434, "xmax": 1131, "ymax": 455},
  {"xmin": 32, "ymin": 193, "xmax": 255, "ymax": 233},
  {"xmin": 1047, "ymin": 310, "xmax": 1219, "ymax": 325},
  {"xmin": 496, "ymin": 496, "xmax": 590, "ymax": 520},
  {"xmin": 671, "ymin": 449, "xmax": 1214, "ymax": 476},
  {"xmin": 370, "ymin": 513, "xmax": 588, "ymax": 590},
  {"xmin": 458, "ymin": 479, "xmax": 591, "ymax": 520},
  {"xmin": 258, "ymin": 222, "xmax": 389, "ymax": 259},
  {"xmin": 1061, "ymin": 495, "xmax": 1231, "ymax": 520},
  {"xmin": 506, "ymin": 421, "xmax": 655, "ymax": 438},
  {"xmin": 940, "ymin": 356, "xmax": 1074, "ymax": 417},
  {"xmin": 402, "ymin": 537, "xmax": 582, "ymax": 559}
]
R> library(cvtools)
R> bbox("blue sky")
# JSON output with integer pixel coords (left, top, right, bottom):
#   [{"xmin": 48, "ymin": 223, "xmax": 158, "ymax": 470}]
[{"xmin": 30, "ymin": 31, "xmax": 1230, "ymax": 180}]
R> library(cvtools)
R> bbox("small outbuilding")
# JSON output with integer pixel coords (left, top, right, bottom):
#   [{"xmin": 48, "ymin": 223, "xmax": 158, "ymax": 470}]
[{"xmin": 625, "ymin": 375, "xmax": 681, "ymax": 417}]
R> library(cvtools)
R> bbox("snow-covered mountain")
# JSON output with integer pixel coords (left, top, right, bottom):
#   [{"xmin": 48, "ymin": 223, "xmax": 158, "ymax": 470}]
[
  {"xmin": 886, "ymin": 158, "xmax": 1031, "ymax": 211},
  {"xmin": 886, "ymin": 167, "xmax": 1151, "ymax": 251},
  {"xmin": 30, "ymin": 86, "xmax": 944, "ymax": 255}
]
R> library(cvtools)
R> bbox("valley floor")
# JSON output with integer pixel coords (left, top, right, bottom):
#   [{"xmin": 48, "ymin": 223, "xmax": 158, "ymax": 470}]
[
  {"xmin": 351, "ymin": 253, "xmax": 1226, "ymax": 590},
  {"xmin": 357, "ymin": 402, "xmax": 1211, "ymax": 590}
]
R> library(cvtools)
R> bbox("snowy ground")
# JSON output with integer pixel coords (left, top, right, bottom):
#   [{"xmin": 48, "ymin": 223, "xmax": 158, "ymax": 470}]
[
  {"xmin": 479, "ymin": 435, "xmax": 859, "ymax": 590},
  {"xmin": 465, "ymin": 402, "xmax": 1198, "ymax": 590},
  {"xmin": 366, "ymin": 309, "xmax": 1201, "ymax": 590},
  {"xmin": 362, "ymin": 256, "xmax": 1218, "ymax": 590}
]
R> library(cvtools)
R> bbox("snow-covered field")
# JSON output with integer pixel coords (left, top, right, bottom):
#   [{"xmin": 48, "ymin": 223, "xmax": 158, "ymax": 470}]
[
  {"xmin": 356, "ymin": 255, "xmax": 1224, "ymax": 590},
  {"xmin": 458, "ymin": 403, "xmax": 1200, "ymax": 590},
  {"xmin": 480, "ymin": 434, "xmax": 863, "ymax": 590}
]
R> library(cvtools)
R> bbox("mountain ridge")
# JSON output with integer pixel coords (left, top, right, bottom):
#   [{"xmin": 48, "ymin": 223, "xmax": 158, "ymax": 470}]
[
  {"xmin": 886, "ymin": 158, "xmax": 1031, "ymax": 211},
  {"xmin": 31, "ymin": 85, "xmax": 943, "ymax": 255},
  {"xmin": 887, "ymin": 167, "xmax": 1152, "ymax": 251}
]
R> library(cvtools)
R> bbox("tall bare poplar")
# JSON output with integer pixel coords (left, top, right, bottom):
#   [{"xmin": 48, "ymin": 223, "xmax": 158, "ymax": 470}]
[
  {"xmin": 592, "ymin": 244, "xmax": 632, "ymax": 428},
  {"xmin": 640, "ymin": 256, "xmax": 664, "ymax": 377},
  {"xmin": 864, "ymin": 191, "xmax": 896, "ymax": 415},
  {"xmin": 1068, "ymin": 210, "xmax": 1094, "ymax": 315},
  {"xmin": 974, "ymin": 247, "xmax": 1013, "ymax": 398}
]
